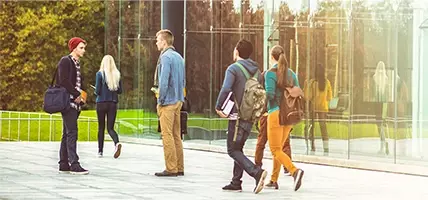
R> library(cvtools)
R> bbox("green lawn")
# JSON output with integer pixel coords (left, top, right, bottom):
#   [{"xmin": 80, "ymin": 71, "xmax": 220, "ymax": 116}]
[{"xmin": 0, "ymin": 110, "xmax": 422, "ymax": 141}]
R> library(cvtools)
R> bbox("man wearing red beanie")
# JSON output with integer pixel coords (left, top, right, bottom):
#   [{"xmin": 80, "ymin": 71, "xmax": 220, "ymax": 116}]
[{"xmin": 56, "ymin": 37, "xmax": 89, "ymax": 175}]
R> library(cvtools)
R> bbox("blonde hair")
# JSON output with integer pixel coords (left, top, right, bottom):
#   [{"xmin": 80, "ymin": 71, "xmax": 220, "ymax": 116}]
[
  {"xmin": 156, "ymin": 29, "xmax": 174, "ymax": 46},
  {"xmin": 373, "ymin": 61, "xmax": 388, "ymax": 94},
  {"xmin": 99, "ymin": 55, "xmax": 121, "ymax": 91}
]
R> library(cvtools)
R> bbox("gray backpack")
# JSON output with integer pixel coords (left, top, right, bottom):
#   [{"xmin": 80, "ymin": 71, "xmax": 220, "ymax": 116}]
[{"xmin": 235, "ymin": 62, "xmax": 266, "ymax": 123}]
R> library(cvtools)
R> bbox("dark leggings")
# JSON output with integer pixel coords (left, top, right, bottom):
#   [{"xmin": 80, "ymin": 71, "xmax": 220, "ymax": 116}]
[
  {"xmin": 96, "ymin": 102, "xmax": 119, "ymax": 152},
  {"xmin": 306, "ymin": 112, "xmax": 328, "ymax": 151}
]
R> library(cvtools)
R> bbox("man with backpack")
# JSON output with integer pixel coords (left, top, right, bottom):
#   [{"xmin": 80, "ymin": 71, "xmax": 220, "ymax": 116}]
[{"xmin": 215, "ymin": 39, "xmax": 267, "ymax": 194}]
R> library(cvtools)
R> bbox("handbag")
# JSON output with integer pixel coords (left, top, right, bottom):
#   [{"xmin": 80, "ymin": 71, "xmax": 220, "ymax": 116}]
[
  {"xmin": 43, "ymin": 66, "xmax": 70, "ymax": 114},
  {"xmin": 328, "ymin": 97, "xmax": 339, "ymax": 110}
]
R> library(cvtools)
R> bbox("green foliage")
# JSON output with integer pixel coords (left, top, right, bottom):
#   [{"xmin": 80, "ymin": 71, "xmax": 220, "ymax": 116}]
[{"xmin": 0, "ymin": 1, "xmax": 104, "ymax": 111}]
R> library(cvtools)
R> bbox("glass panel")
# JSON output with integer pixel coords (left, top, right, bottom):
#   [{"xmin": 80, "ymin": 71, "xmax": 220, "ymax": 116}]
[
  {"xmin": 305, "ymin": 1, "xmax": 350, "ymax": 159},
  {"xmin": 105, "ymin": 0, "xmax": 161, "ymax": 140},
  {"xmin": 396, "ymin": 5, "xmax": 428, "ymax": 166},
  {"xmin": 347, "ymin": 0, "xmax": 396, "ymax": 163},
  {"xmin": 101, "ymin": 0, "xmax": 428, "ymax": 169}
]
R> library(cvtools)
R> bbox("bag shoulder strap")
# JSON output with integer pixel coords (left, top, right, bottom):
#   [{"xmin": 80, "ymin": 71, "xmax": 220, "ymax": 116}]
[
  {"xmin": 235, "ymin": 62, "xmax": 258, "ymax": 80},
  {"xmin": 50, "ymin": 67, "xmax": 59, "ymax": 87},
  {"xmin": 51, "ymin": 56, "xmax": 74, "ymax": 87}
]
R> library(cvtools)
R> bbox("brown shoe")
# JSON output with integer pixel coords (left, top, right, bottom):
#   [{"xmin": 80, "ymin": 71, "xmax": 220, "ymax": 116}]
[
  {"xmin": 265, "ymin": 181, "xmax": 279, "ymax": 189},
  {"xmin": 113, "ymin": 143, "xmax": 122, "ymax": 159},
  {"xmin": 155, "ymin": 170, "xmax": 177, "ymax": 177}
]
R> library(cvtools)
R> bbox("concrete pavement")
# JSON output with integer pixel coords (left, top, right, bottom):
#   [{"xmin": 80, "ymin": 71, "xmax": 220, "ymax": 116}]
[{"xmin": 0, "ymin": 142, "xmax": 427, "ymax": 200}]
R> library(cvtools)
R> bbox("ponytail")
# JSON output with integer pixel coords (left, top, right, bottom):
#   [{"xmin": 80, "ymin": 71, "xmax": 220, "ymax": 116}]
[
  {"xmin": 270, "ymin": 45, "xmax": 290, "ymax": 88},
  {"xmin": 277, "ymin": 53, "xmax": 289, "ymax": 89}
]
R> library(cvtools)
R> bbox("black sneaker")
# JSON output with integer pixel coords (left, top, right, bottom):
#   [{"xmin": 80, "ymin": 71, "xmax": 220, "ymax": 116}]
[
  {"xmin": 253, "ymin": 170, "xmax": 267, "ymax": 194},
  {"xmin": 265, "ymin": 181, "xmax": 279, "ymax": 189},
  {"xmin": 222, "ymin": 183, "xmax": 242, "ymax": 192},
  {"xmin": 70, "ymin": 165, "xmax": 89, "ymax": 175},
  {"xmin": 284, "ymin": 168, "xmax": 291, "ymax": 176},
  {"xmin": 293, "ymin": 169, "xmax": 304, "ymax": 191},
  {"xmin": 59, "ymin": 164, "xmax": 70, "ymax": 174}
]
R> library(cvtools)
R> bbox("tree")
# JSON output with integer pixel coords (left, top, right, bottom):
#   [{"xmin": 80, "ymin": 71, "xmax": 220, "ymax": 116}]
[{"xmin": 0, "ymin": 1, "xmax": 105, "ymax": 111}]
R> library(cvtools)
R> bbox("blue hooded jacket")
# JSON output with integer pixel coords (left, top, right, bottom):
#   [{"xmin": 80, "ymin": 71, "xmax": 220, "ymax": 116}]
[{"xmin": 215, "ymin": 59, "xmax": 261, "ymax": 114}]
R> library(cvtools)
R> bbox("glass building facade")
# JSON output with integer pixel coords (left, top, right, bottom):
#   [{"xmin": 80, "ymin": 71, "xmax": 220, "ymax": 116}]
[{"xmin": 104, "ymin": 0, "xmax": 428, "ymax": 167}]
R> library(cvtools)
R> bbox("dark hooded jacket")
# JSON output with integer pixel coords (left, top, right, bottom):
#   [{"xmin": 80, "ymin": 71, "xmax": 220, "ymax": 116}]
[{"xmin": 215, "ymin": 59, "xmax": 261, "ymax": 114}]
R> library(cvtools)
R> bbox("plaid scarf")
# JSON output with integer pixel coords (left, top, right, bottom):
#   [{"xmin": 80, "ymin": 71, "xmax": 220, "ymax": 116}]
[{"xmin": 70, "ymin": 56, "xmax": 82, "ymax": 111}]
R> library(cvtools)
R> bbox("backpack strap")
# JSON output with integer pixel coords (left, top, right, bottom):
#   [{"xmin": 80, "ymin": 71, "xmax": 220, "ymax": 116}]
[
  {"xmin": 232, "ymin": 62, "xmax": 261, "ymax": 142},
  {"xmin": 235, "ymin": 62, "xmax": 258, "ymax": 79}
]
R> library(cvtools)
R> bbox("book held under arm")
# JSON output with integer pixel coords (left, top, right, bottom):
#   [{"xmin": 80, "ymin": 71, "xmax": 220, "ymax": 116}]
[
  {"xmin": 220, "ymin": 92, "xmax": 235, "ymax": 117},
  {"xmin": 80, "ymin": 90, "xmax": 87, "ymax": 103}
]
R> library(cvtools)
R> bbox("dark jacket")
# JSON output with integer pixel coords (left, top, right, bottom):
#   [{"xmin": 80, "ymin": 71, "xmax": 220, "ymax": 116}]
[
  {"xmin": 95, "ymin": 71, "xmax": 122, "ymax": 103},
  {"xmin": 55, "ymin": 55, "xmax": 84, "ymax": 99},
  {"xmin": 215, "ymin": 59, "xmax": 261, "ymax": 114}
]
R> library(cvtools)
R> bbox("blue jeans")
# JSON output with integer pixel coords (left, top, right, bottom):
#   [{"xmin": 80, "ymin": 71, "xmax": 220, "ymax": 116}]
[{"xmin": 227, "ymin": 120, "xmax": 262, "ymax": 186}]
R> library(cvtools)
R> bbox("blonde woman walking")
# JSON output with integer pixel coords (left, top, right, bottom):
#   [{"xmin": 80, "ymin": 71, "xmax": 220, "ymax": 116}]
[{"xmin": 95, "ymin": 55, "xmax": 123, "ymax": 158}]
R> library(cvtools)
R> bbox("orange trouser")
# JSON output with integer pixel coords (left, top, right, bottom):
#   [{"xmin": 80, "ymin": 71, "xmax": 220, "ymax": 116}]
[
  {"xmin": 254, "ymin": 114, "xmax": 292, "ymax": 168},
  {"xmin": 157, "ymin": 101, "xmax": 184, "ymax": 173},
  {"xmin": 268, "ymin": 110, "xmax": 297, "ymax": 182}
]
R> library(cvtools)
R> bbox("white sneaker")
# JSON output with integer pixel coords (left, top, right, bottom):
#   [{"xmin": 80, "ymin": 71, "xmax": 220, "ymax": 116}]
[
  {"xmin": 97, "ymin": 152, "xmax": 103, "ymax": 158},
  {"xmin": 114, "ymin": 143, "xmax": 122, "ymax": 159}
]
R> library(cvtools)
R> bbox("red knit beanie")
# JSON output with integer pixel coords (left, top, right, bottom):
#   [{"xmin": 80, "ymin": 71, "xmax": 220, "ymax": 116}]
[{"xmin": 68, "ymin": 37, "xmax": 86, "ymax": 52}]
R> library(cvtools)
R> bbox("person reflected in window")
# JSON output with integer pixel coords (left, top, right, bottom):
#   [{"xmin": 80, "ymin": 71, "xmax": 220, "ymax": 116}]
[
  {"xmin": 304, "ymin": 64, "xmax": 332, "ymax": 155},
  {"xmin": 95, "ymin": 55, "xmax": 123, "ymax": 158},
  {"xmin": 373, "ymin": 61, "xmax": 389, "ymax": 102},
  {"xmin": 373, "ymin": 61, "xmax": 389, "ymax": 155}
]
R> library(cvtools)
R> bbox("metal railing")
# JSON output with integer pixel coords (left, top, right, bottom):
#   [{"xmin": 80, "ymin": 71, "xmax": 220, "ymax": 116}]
[
  {"xmin": 0, "ymin": 109, "xmax": 422, "ymax": 142},
  {"xmin": 0, "ymin": 110, "xmax": 107, "ymax": 142}
]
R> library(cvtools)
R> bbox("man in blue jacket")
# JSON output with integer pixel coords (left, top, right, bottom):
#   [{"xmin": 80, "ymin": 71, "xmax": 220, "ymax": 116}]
[
  {"xmin": 215, "ymin": 39, "xmax": 267, "ymax": 194},
  {"xmin": 154, "ymin": 29, "xmax": 186, "ymax": 177}
]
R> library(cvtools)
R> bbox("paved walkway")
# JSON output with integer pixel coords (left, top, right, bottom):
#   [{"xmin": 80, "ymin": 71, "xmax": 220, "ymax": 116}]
[{"xmin": 0, "ymin": 142, "xmax": 427, "ymax": 200}]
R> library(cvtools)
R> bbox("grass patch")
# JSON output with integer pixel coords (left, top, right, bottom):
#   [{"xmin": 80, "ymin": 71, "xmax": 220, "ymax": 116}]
[{"xmin": 0, "ymin": 110, "xmax": 424, "ymax": 141}]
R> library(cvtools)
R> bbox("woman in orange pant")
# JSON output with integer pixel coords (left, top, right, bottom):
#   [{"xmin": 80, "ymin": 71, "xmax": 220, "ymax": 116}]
[{"xmin": 264, "ymin": 45, "xmax": 304, "ymax": 191}]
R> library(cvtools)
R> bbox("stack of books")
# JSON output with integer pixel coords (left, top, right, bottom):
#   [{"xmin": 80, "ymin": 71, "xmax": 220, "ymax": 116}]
[{"xmin": 220, "ymin": 92, "xmax": 235, "ymax": 118}]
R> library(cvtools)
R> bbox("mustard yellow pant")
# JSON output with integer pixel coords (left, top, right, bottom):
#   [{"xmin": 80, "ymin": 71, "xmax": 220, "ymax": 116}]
[
  {"xmin": 268, "ymin": 110, "xmax": 297, "ymax": 182},
  {"xmin": 157, "ymin": 102, "xmax": 184, "ymax": 173}
]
